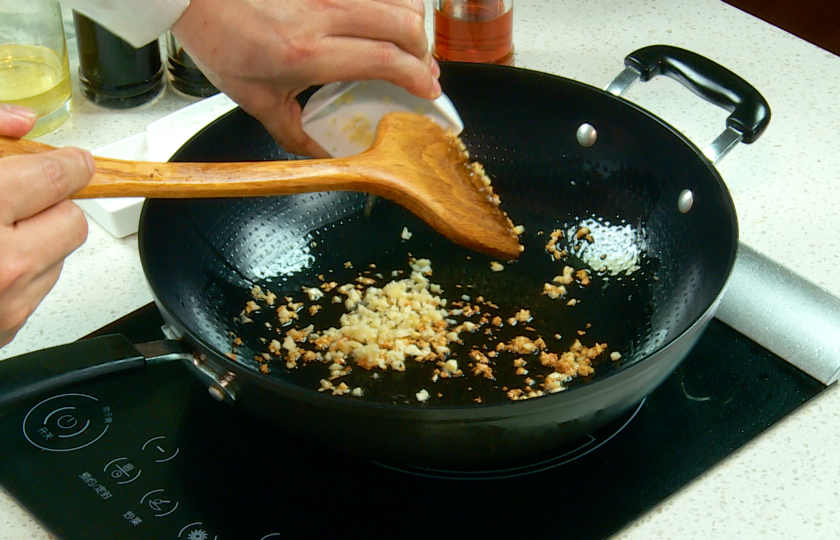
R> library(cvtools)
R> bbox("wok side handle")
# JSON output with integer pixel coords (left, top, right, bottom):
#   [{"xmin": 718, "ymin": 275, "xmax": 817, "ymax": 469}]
[
  {"xmin": 0, "ymin": 335, "xmax": 183, "ymax": 413},
  {"xmin": 623, "ymin": 45, "xmax": 771, "ymax": 145}
]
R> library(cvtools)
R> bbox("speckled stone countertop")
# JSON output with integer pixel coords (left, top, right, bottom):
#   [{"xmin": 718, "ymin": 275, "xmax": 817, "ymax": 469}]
[{"xmin": 2, "ymin": 0, "xmax": 839, "ymax": 538}]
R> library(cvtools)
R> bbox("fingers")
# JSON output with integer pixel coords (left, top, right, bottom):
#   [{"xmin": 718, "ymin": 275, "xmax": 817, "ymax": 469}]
[
  {"xmin": 0, "ymin": 199, "xmax": 88, "ymax": 349},
  {"xmin": 0, "ymin": 262, "xmax": 64, "ymax": 348},
  {"xmin": 172, "ymin": 0, "xmax": 443, "ymax": 156},
  {"xmin": 0, "ymin": 147, "xmax": 95, "ymax": 225},
  {"xmin": 234, "ymin": 89, "xmax": 331, "ymax": 158},
  {"xmin": 307, "ymin": 37, "xmax": 441, "ymax": 99},
  {"xmin": 0, "ymin": 104, "xmax": 38, "ymax": 138},
  {"xmin": 262, "ymin": 101, "xmax": 331, "ymax": 158},
  {"xmin": 322, "ymin": 0, "xmax": 439, "ymax": 99},
  {"xmin": 430, "ymin": 54, "xmax": 441, "ymax": 79},
  {"xmin": 375, "ymin": 0, "xmax": 424, "ymax": 12},
  {"xmin": 334, "ymin": 0, "xmax": 429, "ymax": 62},
  {"xmin": 1, "ymin": 197, "xmax": 88, "ymax": 296},
  {"xmin": 11, "ymin": 199, "xmax": 89, "ymax": 267},
  {"xmin": 0, "ymin": 103, "xmax": 90, "ymax": 349}
]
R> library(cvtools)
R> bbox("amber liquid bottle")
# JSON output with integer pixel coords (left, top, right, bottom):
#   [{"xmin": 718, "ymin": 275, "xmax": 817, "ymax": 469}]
[
  {"xmin": 73, "ymin": 11, "xmax": 165, "ymax": 109},
  {"xmin": 433, "ymin": 0, "xmax": 514, "ymax": 66}
]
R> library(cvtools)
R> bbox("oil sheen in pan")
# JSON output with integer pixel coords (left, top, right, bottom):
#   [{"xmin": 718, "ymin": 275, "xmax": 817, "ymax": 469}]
[{"xmin": 222, "ymin": 196, "xmax": 657, "ymax": 407}]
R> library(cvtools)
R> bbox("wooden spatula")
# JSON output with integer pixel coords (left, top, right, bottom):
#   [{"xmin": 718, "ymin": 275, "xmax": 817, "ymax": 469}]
[{"xmin": 0, "ymin": 112, "xmax": 522, "ymax": 260}]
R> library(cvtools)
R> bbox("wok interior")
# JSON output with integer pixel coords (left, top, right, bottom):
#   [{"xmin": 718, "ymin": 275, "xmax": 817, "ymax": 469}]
[{"xmin": 141, "ymin": 64, "xmax": 736, "ymax": 407}]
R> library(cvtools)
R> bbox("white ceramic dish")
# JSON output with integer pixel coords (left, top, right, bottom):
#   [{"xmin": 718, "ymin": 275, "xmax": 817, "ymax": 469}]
[
  {"xmin": 77, "ymin": 94, "xmax": 237, "ymax": 237},
  {"xmin": 301, "ymin": 80, "xmax": 464, "ymax": 157}
]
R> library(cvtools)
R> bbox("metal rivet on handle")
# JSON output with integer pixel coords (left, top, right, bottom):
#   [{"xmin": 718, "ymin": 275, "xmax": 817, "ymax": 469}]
[
  {"xmin": 208, "ymin": 385, "xmax": 227, "ymax": 401},
  {"xmin": 576, "ymin": 123, "xmax": 597, "ymax": 147},
  {"xmin": 678, "ymin": 189, "xmax": 694, "ymax": 213}
]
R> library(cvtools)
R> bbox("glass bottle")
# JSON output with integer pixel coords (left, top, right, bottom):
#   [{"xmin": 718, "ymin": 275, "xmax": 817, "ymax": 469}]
[
  {"xmin": 0, "ymin": 0, "xmax": 73, "ymax": 137},
  {"xmin": 432, "ymin": 0, "xmax": 515, "ymax": 66},
  {"xmin": 73, "ymin": 11, "xmax": 165, "ymax": 109},
  {"xmin": 165, "ymin": 31, "xmax": 219, "ymax": 98}
]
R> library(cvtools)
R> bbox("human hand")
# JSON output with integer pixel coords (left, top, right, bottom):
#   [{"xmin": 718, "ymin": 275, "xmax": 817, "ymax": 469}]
[
  {"xmin": 172, "ymin": 0, "xmax": 441, "ymax": 158},
  {"xmin": 0, "ymin": 104, "xmax": 94, "ymax": 348}
]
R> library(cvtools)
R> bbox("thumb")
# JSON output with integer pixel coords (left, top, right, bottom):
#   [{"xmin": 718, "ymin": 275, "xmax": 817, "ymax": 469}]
[{"xmin": 0, "ymin": 104, "xmax": 38, "ymax": 138}]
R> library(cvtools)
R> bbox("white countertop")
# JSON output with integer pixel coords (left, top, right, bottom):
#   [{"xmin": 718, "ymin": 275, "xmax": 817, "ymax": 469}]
[{"xmin": 2, "ymin": 0, "xmax": 840, "ymax": 537}]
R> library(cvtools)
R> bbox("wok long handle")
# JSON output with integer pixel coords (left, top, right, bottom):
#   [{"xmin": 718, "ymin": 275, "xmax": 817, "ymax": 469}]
[
  {"xmin": 0, "ymin": 136, "xmax": 378, "ymax": 199},
  {"xmin": 0, "ymin": 335, "xmax": 145, "ymax": 413},
  {"xmin": 623, "ymin": 45, "xmax": 771, "ymax": 144},
  {"xmin": 0, "ymin": 335, "xmax": 190, "ymax": 413}
]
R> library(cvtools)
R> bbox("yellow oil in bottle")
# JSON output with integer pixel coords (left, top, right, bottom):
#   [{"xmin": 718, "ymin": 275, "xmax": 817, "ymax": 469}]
[{"xmin": 0, "ymin": 43, "xmax": 72, "ymax": 137}]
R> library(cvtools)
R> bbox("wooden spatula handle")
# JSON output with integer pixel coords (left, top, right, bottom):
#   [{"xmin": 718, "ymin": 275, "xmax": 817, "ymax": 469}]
[
  {"xmin": 0, "ymin": 135, "xmax": 371, "ymax": 199},
  {"xmin": 1, "ymin": 110, "xmax": 523, "ymax": 260}
]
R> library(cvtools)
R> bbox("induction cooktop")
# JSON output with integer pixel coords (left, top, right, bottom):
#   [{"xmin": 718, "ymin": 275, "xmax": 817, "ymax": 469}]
[{"xmin": 0, "ymin": 303, "xmax": 825, "ymax": 539}]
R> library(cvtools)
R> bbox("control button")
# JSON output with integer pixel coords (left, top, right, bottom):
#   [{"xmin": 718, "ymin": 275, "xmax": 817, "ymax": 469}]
[
  {"xmin": 103, "ymin": 457, "xmax": 142, "ymax": 485},
  {"xmin": 178, "ymin": 521, "xmax": 218, "ymax": 540},
  {"xmin": 142, "ymin": 435, "xmax": 180, "ymax": 463},
  {"xmin": 23, "ymin": 393, "xmax": 111, "ymax": 452},
  {"xmin": 56, "ymin": 414, "xmax": 78, "ymax": 430},
  {"xmin": 140, "ymin": 488, "xmax": 179, "ymax": 518}
]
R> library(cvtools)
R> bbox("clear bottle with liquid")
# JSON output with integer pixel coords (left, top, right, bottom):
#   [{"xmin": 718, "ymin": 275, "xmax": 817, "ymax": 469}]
[{"xmin": 0, "ymin": 0, "xmax": 73, "ymax": 137}]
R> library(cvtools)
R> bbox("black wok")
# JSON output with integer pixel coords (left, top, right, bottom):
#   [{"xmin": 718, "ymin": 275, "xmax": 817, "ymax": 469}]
[{"xmin": 0, "ymin": 46, "xmax": 769, "ymax": 468}]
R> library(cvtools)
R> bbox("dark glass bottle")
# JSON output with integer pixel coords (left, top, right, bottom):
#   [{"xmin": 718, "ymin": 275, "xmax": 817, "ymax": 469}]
[
  {"xmin": 165, "ymin": 31, "xmax": 219, "ymax": 98},
  {"xmin": 72, "ymin": 11, "xmax": 165, "ymax": 109}
]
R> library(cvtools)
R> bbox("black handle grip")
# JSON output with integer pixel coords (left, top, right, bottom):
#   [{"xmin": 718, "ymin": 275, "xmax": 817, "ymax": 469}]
[
  {"xmin": 0, "ymin": 335, "xmax": 146, "ymax": 413},
  {"xmin": 625, "ymin": 45, "xmax": 771, "ymax": 143}
]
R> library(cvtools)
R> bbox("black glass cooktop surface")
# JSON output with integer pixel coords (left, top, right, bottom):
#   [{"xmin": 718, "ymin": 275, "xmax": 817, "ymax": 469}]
[{"xmin": 0, "ymin": 303, "xmax": 825, "ymax": 539}]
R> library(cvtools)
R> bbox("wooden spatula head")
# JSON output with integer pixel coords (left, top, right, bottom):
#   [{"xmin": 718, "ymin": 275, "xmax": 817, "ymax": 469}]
[{"xmin": 363, "ymin": 112, "xmax": 523, "ymax": 260}]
